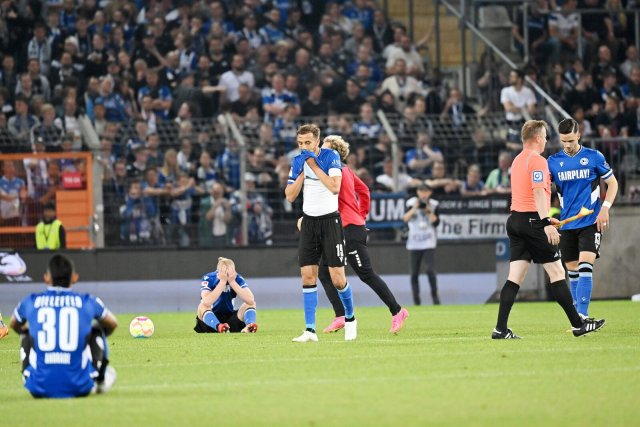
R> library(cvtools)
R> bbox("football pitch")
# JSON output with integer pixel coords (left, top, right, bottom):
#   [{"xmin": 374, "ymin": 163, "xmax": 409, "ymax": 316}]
[{"xmin": 1, "ymin": 301, "xmax": 639, "ymax": 427}]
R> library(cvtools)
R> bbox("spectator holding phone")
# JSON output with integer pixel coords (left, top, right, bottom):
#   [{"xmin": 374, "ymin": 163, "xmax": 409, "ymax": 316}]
[{"xmin": 402, "ymin": 183, "xmax": 441, "ymax": 305}]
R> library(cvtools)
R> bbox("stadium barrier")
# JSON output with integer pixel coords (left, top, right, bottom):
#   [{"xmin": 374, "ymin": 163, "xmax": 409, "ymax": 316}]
[
  {"xmin": 5, "ymin": 112, "xmax": 635, "ymax": 250},
  {"xmin": 0, "ymin": 152, "xmax": 94, "ymax": 250}
]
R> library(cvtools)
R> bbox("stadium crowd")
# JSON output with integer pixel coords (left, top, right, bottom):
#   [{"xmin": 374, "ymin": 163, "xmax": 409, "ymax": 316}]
[{"xmin": 0, "ymin": 0, "xmax": 638, "ymax": 248}]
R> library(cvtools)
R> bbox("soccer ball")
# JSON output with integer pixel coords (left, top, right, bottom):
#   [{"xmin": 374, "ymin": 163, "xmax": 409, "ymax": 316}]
[{"xmin": 129, "ymin": 316, "xmax": 154, "ymax": 338}]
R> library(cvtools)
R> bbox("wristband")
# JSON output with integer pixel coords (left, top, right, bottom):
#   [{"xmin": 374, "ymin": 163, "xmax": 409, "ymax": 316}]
[
  {"xmin": 541, "ymin": 217, "xmax": 552, "ymax": 226},
  {"xmin": 602, "ymin": 201, "xmax": 612, "ymax": 209}
]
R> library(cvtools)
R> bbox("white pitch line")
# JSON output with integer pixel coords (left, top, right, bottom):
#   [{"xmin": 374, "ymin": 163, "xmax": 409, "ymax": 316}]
[
  {"xmin": 113, "ymin": 366, "xmax": 640, "ymax": 391},
  {"xmin": 110, "ymin": 345, "xmax": 640, "ymax": 368}
]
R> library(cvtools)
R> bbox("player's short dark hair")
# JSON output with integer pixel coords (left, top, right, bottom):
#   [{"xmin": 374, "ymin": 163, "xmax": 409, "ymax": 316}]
[
  {"xmin": 296, "ymin": 124, "xmax": 320, "ymax": 139},
  {"xmin": 558, "ymin": 118, "xmax": 579, "ymax": 134},
  {"xmin": 48, "ymin": 254, "xmax": 75, "ymax": 288}
]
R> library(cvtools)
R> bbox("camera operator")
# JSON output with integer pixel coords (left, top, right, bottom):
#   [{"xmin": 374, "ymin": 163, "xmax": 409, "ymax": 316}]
[{"xmin": 402, "ymin": 183, "xmax": 441, "ymax": 305}]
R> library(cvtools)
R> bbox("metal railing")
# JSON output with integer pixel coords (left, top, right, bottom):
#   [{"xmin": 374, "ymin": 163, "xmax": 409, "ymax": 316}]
[
  {"xmin": 5, "ymin": 110, "xmax": 639, "ymax": 250},
  {"xmin": 436, "ymin": 0, "xmax": 571, "ymax": 119},
  {"xmin": 224, "ymin": 113, "xmax": 248, "ymax": 246},
  {"xmin": 470, "ymin": 1, "xmax": 640, "ymax": 65}
]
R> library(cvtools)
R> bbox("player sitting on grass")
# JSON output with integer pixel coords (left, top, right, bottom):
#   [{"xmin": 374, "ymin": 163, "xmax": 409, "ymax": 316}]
[
  {"xmin": 9, "ymin": 254, "xmax": 118, "ymax": 398},
  {"xmin": 194, "ymin": 257, "xmax": 258, "ymax": 333}
]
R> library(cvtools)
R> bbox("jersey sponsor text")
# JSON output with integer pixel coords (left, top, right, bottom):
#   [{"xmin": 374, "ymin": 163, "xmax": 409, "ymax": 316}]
[{"xmin": 557, "ymin": 169, "xmax": 590, "ymax": 181}]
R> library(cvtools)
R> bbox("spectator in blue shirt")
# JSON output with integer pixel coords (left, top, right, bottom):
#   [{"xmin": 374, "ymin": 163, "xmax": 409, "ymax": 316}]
[
  {"xmin": 460, "ymin": 164, "xmax": 486, "ymax": 197},
  {"xmin": 59, "ymin": 0, "xmax": 77, "ymax": 34},
  {"xmin": 261, "ymin": 73, "xmax": 300, "ymax": 122},
  {"xmin": 121, "ymin": 181, "xmax": 156, "ymax": 245},
  {"xmin": 354, "ymin": 102, "xmax": 381, "ymax": 140},
  {"xmin": 94, "ymin": 78, "xmax": 128, "ymax": 122},
  {"xmin": 138, "ymin": 69, "xmax": 172, "ymax": 120},
  {"xmin": 343, "ymin": 0, "xmax": 374, "ymax": 31},
  {"xmin": 205, "ymin": 1, "xmax": 237, "ymax": 38},
  {"xmin": 168, "ymin": 172, "xmax": 205, "ymax": 247},
  {"xmin": 217, "ymin": 139, "xmax": 242, "ymax": 190},
  {"xmin": 347, "ymin": 46, "xmax": 383, "ymax": 83},
  {"xmin": 405, "ymin": 132, "xmax": 444, "ymax": 179},
  {"xmin": 259, "ymin": 9, "xmax": 285, "ymax": 45},
  {"xmin": 0, "ymin": 160, "xmax": 27, "ymax": 228}
]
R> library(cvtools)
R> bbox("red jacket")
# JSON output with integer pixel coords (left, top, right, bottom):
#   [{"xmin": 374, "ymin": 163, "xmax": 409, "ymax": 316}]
[{"xmin": 339, "ymin": 166, "xmax": 370, "ymax": 227}]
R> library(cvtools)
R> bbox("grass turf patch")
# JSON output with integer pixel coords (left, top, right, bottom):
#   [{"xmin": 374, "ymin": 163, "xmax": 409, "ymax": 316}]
[{"xmin": 1, "ymin": 301, "xmax": 639, "ymax": 427}]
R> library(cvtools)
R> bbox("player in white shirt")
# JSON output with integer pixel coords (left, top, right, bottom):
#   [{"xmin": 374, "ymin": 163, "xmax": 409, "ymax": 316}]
[{"xmin": 285, "ymin": 124, "xmax": 357, "ymax": 342}]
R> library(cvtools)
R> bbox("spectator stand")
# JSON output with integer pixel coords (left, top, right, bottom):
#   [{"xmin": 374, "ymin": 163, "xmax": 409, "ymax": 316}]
[{"xmin": 0, "ymin": 151, "xmax": 94, "ymax": 249}]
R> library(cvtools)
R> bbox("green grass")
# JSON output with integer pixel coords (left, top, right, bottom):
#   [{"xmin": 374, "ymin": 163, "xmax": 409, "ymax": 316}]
[{"xmin": 1, "ymin": 301, "xmax": 639, "ymax": 427}]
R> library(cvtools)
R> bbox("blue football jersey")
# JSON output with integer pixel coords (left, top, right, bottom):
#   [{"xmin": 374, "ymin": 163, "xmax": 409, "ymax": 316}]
[
  {"xmin": 548, "ymin": 146, "xmax": 613, "ymax": 230},
  {"xmin": 13, "ymin": 287, "xmax": 109, "ymax": 398},
  {"xmin": 200, "ymin": 271, "xmax": 248, "ymax": 312},
  {"xmin": 288, "ymin": 148, "xmax": 342, "ymax": 184},
  {"xmin": 316, "ymin": 148, "xmax": 342, "ymax": 173}
]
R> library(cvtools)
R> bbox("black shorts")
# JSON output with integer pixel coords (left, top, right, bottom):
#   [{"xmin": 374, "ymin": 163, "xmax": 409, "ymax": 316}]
[
  {"xmin": 193, "ymin": 310, "xmax": 245, "ymax": 333},
  {"xmin": 507, "ymin": 212, "xmax": 561, "ymax": 264},
  {"xmin": 560, "ymin": 224, "xmax": 601, "ymax": 262},
  {"xmin": 298, "ymin": 212, "xmax": 347, "ymax": 268}
]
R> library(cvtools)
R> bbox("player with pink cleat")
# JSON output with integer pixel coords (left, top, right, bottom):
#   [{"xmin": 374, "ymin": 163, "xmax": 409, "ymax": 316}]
[
  {"xmin": 390, "ymin": 308, "xmax": 409, "ymax": 334},
  {"xmin": 317, "ymin": 136, "xmax": 409, "ymax": 335},
  {"xmin": 323, "ymin": 316, "xmax": 345, "ymax": 333}
]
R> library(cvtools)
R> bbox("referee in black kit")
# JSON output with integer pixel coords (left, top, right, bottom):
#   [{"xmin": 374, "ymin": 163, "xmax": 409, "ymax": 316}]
[{"xmin": 492, "ymin": 120, "xmax": 605, "ymax": 339}]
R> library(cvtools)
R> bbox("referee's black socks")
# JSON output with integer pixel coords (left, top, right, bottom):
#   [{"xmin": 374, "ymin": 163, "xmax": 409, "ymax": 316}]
[
  {"xmin": 549, "ymin": 280, "xmax": 583, "ymax": 328},
  {"xmin": 496, "ymin": 280, "xmax": 520, "ymax": 332}
]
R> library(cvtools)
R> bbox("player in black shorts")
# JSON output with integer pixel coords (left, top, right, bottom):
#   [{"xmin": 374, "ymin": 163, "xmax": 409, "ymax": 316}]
[
  {"xmin": 549, "ymin": 118, "xmax": 618, "ymax": 317},
  {"xmin": 285, "ymin": 124, "xmax": 356, "ymax": 342},
  {"xmin": 194, "ymin": 257, "xmax": 258, "ymax": 334},
  {"xmin": 492, "ymin": 120, "xmax": 605, "ymax": 339}
]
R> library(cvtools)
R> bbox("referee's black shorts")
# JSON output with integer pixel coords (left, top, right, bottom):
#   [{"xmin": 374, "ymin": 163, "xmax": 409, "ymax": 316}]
[
  {"xmin": 507, "ymin": 211, "xmax": 561, "ymax": 264},
  {"xmin": 559, "ymin": 224, "xmax": 601, "ymax": 262},
  {"xmin": 299, "ymin": 211, "xmax": 347, "ymax": 268}
]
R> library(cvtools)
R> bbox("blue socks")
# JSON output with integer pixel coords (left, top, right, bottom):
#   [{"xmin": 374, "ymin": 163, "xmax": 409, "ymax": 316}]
[
  {"xmin": 244, "ymin": 308, "xmax": 257, "ymax": 324},
  {"xmin": 303, "ymin": 286, "xmax": 318, "ymax": 332},
  {"xmin": 337, "ymin": 282, "xmax": 355, "ymax": 320},
  {"xmin": 568, "ymin": 270, "xmax": 579, "ymax": 308},
  {"xmin": 577, "ymin": 262, "xmax": 593, "ymax": 316},
  {"xmin": 203, "ymin": 311, "xmax": 220, "ymax": 330}
]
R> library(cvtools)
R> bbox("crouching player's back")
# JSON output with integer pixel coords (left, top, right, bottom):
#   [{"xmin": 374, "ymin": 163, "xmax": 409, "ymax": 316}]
[{"xmin": 10, "ymin": 254, "xmax": 118, "ymax": 398}]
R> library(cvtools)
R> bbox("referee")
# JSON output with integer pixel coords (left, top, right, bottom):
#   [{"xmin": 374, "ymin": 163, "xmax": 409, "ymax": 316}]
[{"xmin": 492, "ymin": 120, "xmax": 605, "ymax": 339}]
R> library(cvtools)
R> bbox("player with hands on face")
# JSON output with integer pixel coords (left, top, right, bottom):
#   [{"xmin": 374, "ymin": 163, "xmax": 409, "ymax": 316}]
[
  {"xmin": 194, "ymin": 257, "xmax": 258, "ymax": 334},
  {"xmin": 285, "ymin": 124, "xmax": 356, "ymax": 343}
]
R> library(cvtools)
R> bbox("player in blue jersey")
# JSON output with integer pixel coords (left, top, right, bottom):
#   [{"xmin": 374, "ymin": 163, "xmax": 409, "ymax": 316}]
[
  {"xmin": 285, "ymin": 124, "xmax": 357, "ymax": 343},
  {"xmin": 549, "ymin": 118, "xmax": 618, "ymax": 317},
  {"xmin": 194, "ymin": 257, "xmax": 258, "ymax": 333},
  {"xmin": 9, "ymin": 254, "xmax": 118, "ymax": 398}
]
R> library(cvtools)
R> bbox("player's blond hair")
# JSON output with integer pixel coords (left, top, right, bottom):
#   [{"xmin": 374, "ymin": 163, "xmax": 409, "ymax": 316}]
[
  {"xmin": 323, "ymin": 135, "xmax": 350, "ymax": 162},
  {"xmin": 521, "ymin": 120, "xmax": 548, "ymax": 143},
  {"xmin": 296, "ymin": 123, "xmax": 320, "ymax": 139},
  {"xmin": 217, "ymin": 257, "xmax": 235, "ymax": 269}
]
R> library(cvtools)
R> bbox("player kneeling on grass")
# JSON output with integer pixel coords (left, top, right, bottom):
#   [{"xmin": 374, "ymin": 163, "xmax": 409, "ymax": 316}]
[
  {"xmin": 9, "ymin": 254, "xmax": 118, "ymax": 398},
  {"xmin": 194, "ymin": 257, "xmax": 258, "ymax": 333}
]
